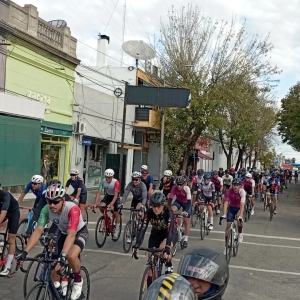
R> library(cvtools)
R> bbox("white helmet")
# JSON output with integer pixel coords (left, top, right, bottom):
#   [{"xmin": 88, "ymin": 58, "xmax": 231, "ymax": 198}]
[
  {"xmin": 31, "ymin": 175, "xmax": 44, "ymax": 184},
  {"xmin": 164, "ymin": 170, "xmax": 172, "ymax": 176},
  {"xmin": 104, "ymin": 169, "xmax": 114, "ymax": 177},
  {"xmin": 70, "ymin": 169, "xmax": 79, "ymax": 175},
  {"xmin": 245, "ymin": 173, "xmax": 252, "ymax": 178},
  {"xmin": 141, "ymin": 165, "xmax": 148, "ymax": 170},
  {"xmin": 45, "ymin": 183, "xmax": 66, "ymax": 200},
  {"xmin": 132, "ymin": 171, "xmax": 142, "ymax": 178}
]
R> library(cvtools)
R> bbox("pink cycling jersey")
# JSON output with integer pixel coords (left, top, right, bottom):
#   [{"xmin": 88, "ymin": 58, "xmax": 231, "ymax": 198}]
[
  {"xmin": 169, "ymin": 185, "xmax": 191, "ymax": 203},
  {"xmin": 225, "ymin": 188, "xmax": 246, "ymax": 208}
]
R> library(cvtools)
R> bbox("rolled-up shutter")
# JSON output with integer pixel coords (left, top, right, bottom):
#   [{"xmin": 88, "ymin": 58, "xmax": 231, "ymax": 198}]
[{"xmin": 0, "ymin": 114, "xmax": 41, "ymax": 186}]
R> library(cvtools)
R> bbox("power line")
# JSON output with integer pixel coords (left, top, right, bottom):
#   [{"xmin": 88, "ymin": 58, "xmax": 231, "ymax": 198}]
[{"xmin": 104, "ymin": 0, "xmax": 121, "ymax": 32}]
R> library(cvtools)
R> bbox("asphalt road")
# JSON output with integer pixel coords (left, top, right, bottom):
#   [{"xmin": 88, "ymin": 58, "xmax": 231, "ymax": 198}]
[{"xmin": 1, "ymin": 182, "xmax": 300, "ymax": 300}]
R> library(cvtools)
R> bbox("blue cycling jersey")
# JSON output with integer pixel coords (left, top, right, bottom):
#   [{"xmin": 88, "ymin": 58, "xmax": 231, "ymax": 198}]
[
  {"xmin": 23, "ymin": 182, "xmax": 47, "ymax": 199},
  {"xmin": 66, "ymin": 177, "xmax": 87, "ymax": 194}
]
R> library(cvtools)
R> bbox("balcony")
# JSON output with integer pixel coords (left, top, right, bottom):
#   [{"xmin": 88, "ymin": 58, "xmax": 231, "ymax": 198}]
[{"xmin": 134, "ymin": 107, "xmax": 161, "ymax": 131}]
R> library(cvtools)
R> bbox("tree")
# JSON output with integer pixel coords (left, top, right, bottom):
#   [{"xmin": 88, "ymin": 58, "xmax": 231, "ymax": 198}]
[
  {"xmin": 258, "ymin": 149, "xmax": 276, "ymax": 168},
  {"xmin": 159, "ymin": 5, "xmax": 281, "ymax": 171},
  {"xmin": 278, "ymin": 82, "xmax": 300, "ymax": 150}
]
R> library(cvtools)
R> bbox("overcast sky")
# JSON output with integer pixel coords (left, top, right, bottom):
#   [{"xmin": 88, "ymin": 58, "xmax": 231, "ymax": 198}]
[{"xmin": 15, "ymin": 0, "xmax": 300, "ymax": 162}]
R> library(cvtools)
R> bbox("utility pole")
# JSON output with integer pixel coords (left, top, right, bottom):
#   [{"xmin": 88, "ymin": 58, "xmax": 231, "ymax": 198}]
[{"xmin": 159, "ymin": 107, "xmax": 165, "ymax": 179}]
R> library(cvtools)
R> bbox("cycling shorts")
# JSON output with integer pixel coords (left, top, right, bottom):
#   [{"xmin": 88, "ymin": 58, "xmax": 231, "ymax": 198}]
[
  {"xmin": 48, "ymin": 223, "xmax": 89, "ymax": 258},
  {"xmin": 226, "ymin": 206, "xmax": 240, "ymax": 223},
  {"xmin": 215, "ymin": 188, "xmax": 221, "ymax": 194},
  {"xmin": 5, "ymin": 209, "xmax": 20, "ymax": 234},
  {"xmin": 148, "ymin": 232, "xmax": 178, "ymax": 248},
  {"xmin": 101, "ymin": 195, "xmax": 120, "ymax": 212},
  {"xmin": 71, "ymin": 192, "xmax": 88, "ymax": 205},
  {"xmin": 172, "ymin": 200, "xmax": 191, "ymax": 218},
  {"xmin": 267, "ymin": 189, "xmax": 278, "ymax": 195},
  {"xmin": 244, "ymin": 189, "xmax": 252, "ymax": 196},
  {"xmin": 198, "ymin": 196, "xmax": 215, "ymax": 208},
  {"xmin": 130, "ymin": 197, "xmax": 143, "ymax": 209}
]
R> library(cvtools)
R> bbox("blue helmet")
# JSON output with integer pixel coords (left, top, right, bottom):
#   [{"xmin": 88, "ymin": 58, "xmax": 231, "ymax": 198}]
[
  {"xmin": 232, "ymin": 178, "xmax": 241, "ymax": 185},
  {"xmin": 203, "ymin": 174, "xmax": 211, "ymax": 180}
]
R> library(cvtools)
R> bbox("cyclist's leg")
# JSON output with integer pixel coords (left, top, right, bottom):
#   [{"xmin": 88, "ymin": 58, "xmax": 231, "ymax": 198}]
[
  {"xmin": 266, "ymin": 190, "xmax": 271, "ymax": 205},
  {"xmin": 274, "ymin": 191, "xmax": 278, "ymax": 213},
  {"xmin": 99, "ymin": 197, "xmax": 110, "ymax": 213},
  {"xmin": 158, "ymin": 238, "xmax": 173, "ymax": 274},
  {"xmin": 147, "ymin": 235, "xmax": 162, "ymax": 284},
  {"xmin": 78, "ymin": 193, "xmax": 88, "ymax": 218},
  {"xmin": 224, "ymin": 206, "xmax": 235, "ymax": 254},
  {"xmin": 181, "ymin": 202, "xmax": 191, "ymax": 245},
  {"xmin": 217, "ymin": 189, "xmax": 221, "ymax": 212},
  {"xmin": 207, "ymin": 197, "xmax": 214, "ymax": 229},
  {"xmin": 26, "ymin": 196, "xmax": 47, "ymax": 235}
]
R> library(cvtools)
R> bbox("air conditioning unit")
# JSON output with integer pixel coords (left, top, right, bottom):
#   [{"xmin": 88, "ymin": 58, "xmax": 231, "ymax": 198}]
[{"xmin": 76, "ymin": 121, "xmax": 87, "ymax": 134}]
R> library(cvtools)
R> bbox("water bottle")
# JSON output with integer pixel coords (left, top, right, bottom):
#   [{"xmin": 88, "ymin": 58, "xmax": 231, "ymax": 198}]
[
  {"xmin": 156, "ymin": 262, "xmax": 161, "ymax": 277},
  {"xmin": 54, "ymin": 281, "xmax": 63, "ymax": 296},
  {"xmin": 28, "ymin": 210, "xmax": 33, "ymax": 225},
  {"xmin": 0, "ymin": 240, "xmax": 4, "ymax": 254}
]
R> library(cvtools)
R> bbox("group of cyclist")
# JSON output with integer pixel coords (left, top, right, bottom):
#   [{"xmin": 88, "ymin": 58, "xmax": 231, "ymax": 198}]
[{"xmin": 0, "ymin": 163, "xmax": 297, "ymax": 299}]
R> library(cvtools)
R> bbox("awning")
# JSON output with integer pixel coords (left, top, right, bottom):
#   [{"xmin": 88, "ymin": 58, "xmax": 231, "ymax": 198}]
[{"xmin": 198, "ymin": 151, "xmax": 213, "ymax": 160}]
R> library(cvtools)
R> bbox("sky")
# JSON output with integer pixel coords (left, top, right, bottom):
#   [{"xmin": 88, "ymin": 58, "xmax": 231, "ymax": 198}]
[{"xmin": 14, "ymin": 0, "xmax": 300, "ymax": 162}]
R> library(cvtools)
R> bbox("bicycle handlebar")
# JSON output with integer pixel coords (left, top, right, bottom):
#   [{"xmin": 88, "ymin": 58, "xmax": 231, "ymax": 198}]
[
  {"xmin": 132, "ymin": 247, "xmax": 163, "ymax": 260},
  {"xmin": 19, "ymin": 206, "xmax": 33, "ymax": 211},
  {"xmin": 120, "ymin": 207, "xmax": 143, "ymax": 212}
]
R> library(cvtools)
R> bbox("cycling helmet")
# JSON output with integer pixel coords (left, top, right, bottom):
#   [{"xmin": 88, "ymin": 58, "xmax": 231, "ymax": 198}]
[
  {"xmin": 178, "ymin": 247, "xmax": 229, "ymax": 300},
  {"xmin": 31, "ymin": 175, "xmax": 44, "ymax": 184},
  {"xmin": 70, "ymin": 169, "xmax": 79, "ymax": 175},
  {"xmin": 104, "ymin": 169, "xmax": 114, "ymax": 177},
  {"xmin": 271, "ymin": 172, "xmax": 276, "ymax": 178},
  {"xmin": 164, "ymin": 170, "xmax": 173, "ymax": 176},
  {"xmin": 197, "ymin": 169, "xmax": 204, "ymax": 176},
  {"xmin": 264, "ymin": 171, "xmax": 269, "ymax": 176},
  {"xmin": 203, "ymin": 174, "xmax": 211, "ymax": 180},
  {"xmin": 225, "ymin": 169, "xmax": 229, "ymax": 174},
  {"xmin": 143, "ymin": 273, "xmax": 196, "ymax": 300},
  {"xmin": 219, "ymin": 167, "xmax": 223, "ymax": 171},
  {"xmin": 46, "ymin": 179, "xmax": 61, "ymax": 187},
  {"xmin": 180, "ymin": 169, "xmax": 186, "ymax": 174},
  {"xmin": 212, "ymin": 170, "xmax": 218, "ymax": 176},
  {"xmin": 150, "ymin": 192, "xmax": 166, "ymax": 205},
  {"xmin": 176, "ymin": 176, "xmax": 187, "ymax": 185},
  {"xmin": 45, "ymin": 183, "xmax": 66, "ymax": 200},
  {"xmin": 232, "ymin": 178, "xmax": 241, "ymax": 185},
  {"xmin": 141, "ymin": 165, "xmax": 148, "ymax": 170},
  {"xmin": 245, "ymin": 173, "xmax": 252, "ymax": 178},
  {"xmin": 132, "ymin": 171, "xmax": 142, "ymax": 178}
]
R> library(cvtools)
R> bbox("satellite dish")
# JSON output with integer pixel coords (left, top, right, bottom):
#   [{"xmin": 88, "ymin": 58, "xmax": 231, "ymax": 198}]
[{"xmin": 122, "ymin": 40, "xmax": 156, "ymax": 67}]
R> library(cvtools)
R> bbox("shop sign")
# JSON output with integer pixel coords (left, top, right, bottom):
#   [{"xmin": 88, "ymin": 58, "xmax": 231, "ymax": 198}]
[
  {"xmin": 27, "ymin": 91, "xmax": 51, "ymax": 104},
  {"xmin": 82, "ymin": 138, "xmax": 92, "ymax": 146},
  {"xmin": 41, "ymin": 126, "xmax": 72, "ymax": 137}
]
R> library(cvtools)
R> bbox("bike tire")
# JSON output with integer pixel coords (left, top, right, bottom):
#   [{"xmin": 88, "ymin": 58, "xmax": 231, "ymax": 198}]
[
  {"xmin": 139, "ymin": 265, "xmax": 153, "ymax": 300},
  {"xmin": 191, "ymin": 206, "xmax": 198, "ymax": 227},
  {"xmin": 95, "ymin": 216, "xmax": 107, "ymax": 248},
  {"xmin": 233, "ymin": 226, "xmax": 239, "ymax": 257},
  {"xmin": 112, "ymin": 214, "xmax": 122, "ymax": 242},
  {"xmin": 199, "ymin": 213, "xmax": 205, "ymax": 240},
  {"xmin": 226, "ymin": 229, "xmax": 233, "ymax": 263},
  {"xmin": 269, "ymin": 201, "xmax": 274, "ymax": 221},
  {"xmin": 25, "ymin": 283, "xmax": 52, "ymax": 300},
  {"xmin": 243, "ymin": 205, "xmax": 247, "ymax": 222},
  {"xmin": 15, "ymin": 234, "xmax": 24, "ymax": 254},
  {"xmin": 80, "ymin": 266, "xmax": 91, "ymax": 300},
  {"xmin": 17, "ymin": 218, "xmax": 28, "ymax": 235},
  {"xmin": 123, "ymin": 220, "xmax": 133, "ymax": 253}
]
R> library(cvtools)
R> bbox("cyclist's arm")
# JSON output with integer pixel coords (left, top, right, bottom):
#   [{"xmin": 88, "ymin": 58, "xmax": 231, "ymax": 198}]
[
  {"xmin": 62, "ymin": 206, "xmax": 80, "ymax": 255},
  {"xmin": 168, "ymin": 186, "xmax": 176, "ymax": 207},
  {"xmin": 238, "ymin": 189, "xmax": 246, "ymax": 217},
  {"xmin": 26, "ymin": 198, "xmax": 47, "ymax": 235},
  {"xmin": 18, "ymin": 183, "xmax": 31, "ymax": 204},
  {"xmin": 148, "ymin": 176, "xmax": 154, "ymax": 194},
  {"xmin": 110, "ymin": 180, "xmax": 120, "ymax": 205},
  {"xmin": 166, "ymin": 209, "xmax": 175, "ymax": 247},
  {"xmin": 94, "ymin": 180, "xmax": 103, "ymax": 205},
  {"xmin": 141, "ymin": 183, "xmax": 148, "ymax": 206},
  {"xmin": 121, "ymin": 183, "xmax": 131, "ymax": 204},
  {"xmin": 75, "ymin": 180, "xmax": 83, "ymax": 199},
  {"xmin": 183, "ymin": 187, "xmax": 192, "ymax": 213},
  {"xmin": 219, "ymin": 177, "xmax": 223, "ymax": 192},
  {"xmin": 0, "ymin": 192, "xmax": 10, "ymax": 224},
  {"xmin": 65, "ymin": 179, "xmax": 71, "ymax": 193},
  {"xmin": 159, "ymin": 179, "xmax": 163, "ymax": 191},
  {"xmin": 211, "ymin": 183, "xmax": 216, "ymax": 202},
  {"xmin": 251, "ymin": 180, "xmax": 255, "ymax": 195},
  {"xmin": 223, "ymin": 191, "xmax": 230, "ymax": 215},
  {"xmin": 135, "ymin": 210, "xmax": 150, "ymax": 247},
  {"xmin": 25, "ymin": 205, "xmax": 48, "ymax": 252}
]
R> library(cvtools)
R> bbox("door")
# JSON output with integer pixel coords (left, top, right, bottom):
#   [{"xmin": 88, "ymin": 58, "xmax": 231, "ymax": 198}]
[{"xmin": 106, "ymin": 153, "xmax": 126, "ymax": 194}]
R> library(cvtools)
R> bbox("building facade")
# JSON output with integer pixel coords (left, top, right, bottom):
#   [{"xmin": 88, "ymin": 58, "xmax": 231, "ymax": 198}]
[{"xmin": 0, "ymin": 1, "xmax": 79, "ymax": 186}]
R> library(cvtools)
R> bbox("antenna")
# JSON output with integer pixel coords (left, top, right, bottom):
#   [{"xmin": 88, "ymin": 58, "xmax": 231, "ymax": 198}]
[{"xmin": 122, "ymin": 40, "xmax": 156, "ymax": 68}]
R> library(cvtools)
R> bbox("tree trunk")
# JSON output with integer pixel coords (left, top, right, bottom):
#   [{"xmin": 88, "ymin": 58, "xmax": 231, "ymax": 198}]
[
  {"xmin": 235, "ymin": 149, "xmax": 243, "ymax": 170},
  {"xmin": 227, "ymin": 146, "xmax": 233, "ymax": 170},
  {"xmin": 252, "ymin": 150, "xmax": 258, "ymax": 168}
]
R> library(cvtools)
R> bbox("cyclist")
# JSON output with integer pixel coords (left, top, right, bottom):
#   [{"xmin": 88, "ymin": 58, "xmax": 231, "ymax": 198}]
[
  {"xmin": 218, "ymin": 167, "xmax": 225, "ymax": 178},
  {"xmin": 222, "ymin": 178, "xmax": 245, "ymax": 253},
  {"xmin": 143, "ymin": 273, "xmax": 197, "ymax": 299},
  {"xmin": 168, "ymin": 176, "xmax": 191, "ymax": 248},
  {"xmin": 141, "ymin": 168, "xmax": 154, "ymax": 201},
  {"xmin": 191, "ymin": 169, "xmax": 204, "ymax": 203},
  {"xmin": 210, "ymin": 170, "xmax": 223, "ymax": 214},
  {"xmin": 178, "ymin": 247, "xmax": 229, "ymax": 298},
  {"xmin": 159, "ymin": 170, "xmax": 175, "ymax": 198},
  {"xmin": 18, "ymin": 175, "xmax": 46, "ymax": 208},
  {"xmin": 122, "ymin": 171, "xmax": 147, "ymax": 211},
  {"xmin": 266, "ymin": 172, "xmax": 280, "ymax": 214},
  {"xmin": 179, "ymin": 169, "xmax": 188, "ymax": 184},
  {"xmin": 294, "ymin": 170, "xmax": 298, "ymax": 183},
  {"xmin": 197, "ymin": 174, "xmax": 215, "ymax": 230},
  {"xmin": 279, "ymin": 170, "xmax": 287, "ymax": 191},
  {"xmin": 222, "ymin": 170, "xmax": 233, "ymax": 192},
  {"xmin": 261, "ymin": 171, "xmax": 270, "ymax": 199},
  {"xmin": 0, "ymin": 189, "xmax": 20, "ymax": 276},
  {"xmin": 17, "ymin": 183, "xmax": 89, "ymax": 299},
  {"xmin": 133, "ymin": 192, "xmax": 175, "ymax": 286},
  {"xmin": 94, "ymin": 169, "xmax": 121, "ymax": 239},
  {"xmin": 242, "ymin": 173, "xmax": 255, "ymax": 215},
  {"xmin": 65, "ymin": 169, "xmax": 88, "ymax": 218},
  {"xmin": 230, "ymin": 167, "xmax": 236, "ymax": 178}
]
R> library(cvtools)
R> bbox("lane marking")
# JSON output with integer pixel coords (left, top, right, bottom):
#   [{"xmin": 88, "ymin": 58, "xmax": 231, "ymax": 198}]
[{"xmin": 82, "ymin": 248, "xmax": 300, "ymax": 276}]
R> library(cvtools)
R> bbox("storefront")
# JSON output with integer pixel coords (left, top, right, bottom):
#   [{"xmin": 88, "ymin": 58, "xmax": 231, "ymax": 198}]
[{"xmin": 41, "ymin": 120, "xmax": 72, "ymax": 185}]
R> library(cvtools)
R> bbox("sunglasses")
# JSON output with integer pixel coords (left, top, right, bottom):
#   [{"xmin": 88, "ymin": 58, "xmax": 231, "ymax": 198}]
[
  {"xmin": 177, "ymin": 183, "xmax": 183, "ymax": 186},
  {"xmin": 152, "ymin": 204, "xmax": 162, "ymax": 208},
  {"xmin": 70, "ymin": 174, "xmax": 77, "ymax": 176},
  {"xmin": 132, "ymin": 178, "xmax": 139, "ymax": 181},
  {"xmin": 164, "ymin": 176, "xmax": 171, "ymax": 179},
  {"xmin": 31, "ymin": 182, "xmax": 39, "ymax": 185},
  {"xmin": 47, "ymin": 199, "xmax": 62, "ymax": 205}
]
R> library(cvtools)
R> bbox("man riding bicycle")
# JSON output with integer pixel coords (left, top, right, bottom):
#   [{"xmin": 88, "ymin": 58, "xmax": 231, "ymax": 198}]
[
  {"xmin": 191, "ymin": 169, "xmax": 204, "ymax": 204},
  {"xmin": 159, "ymin": 170, "xmax": 175, "ymax": 198},
  {"xmin": 210, "ymin": 171, "xmax": 223, "ymax": 214},
  {"xmin": 222, "ymin": 170, "xmax": 233, "ymax": 192},
  {"xmin": 94, "ymin": 169, "xmax": 121, "ymax": 239},
  {"xmin": 266, "ymin": 172, "xmax": 280, "ymax": 215},
  {"xmin": 241, "ymin": 173, "xmax": 255, "ymax": 215},
  {"xmin": 17, "ymin": 183, "xmax": 89, "ymax": 299},
  {"xmin": 0, "ymin": 189, "xmax": 20, "ymax": 276},
  {"xmin": 222, "ymin": 178, "xmax": 245, "ymax": 254}
]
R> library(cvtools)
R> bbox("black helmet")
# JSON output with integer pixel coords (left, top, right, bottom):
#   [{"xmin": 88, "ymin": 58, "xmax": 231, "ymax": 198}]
[
  {"xmin": 219, "ymin": 167, "xmax": 223, "ymax": 171},
  {"xmin": 232, "ymin": 178, "xmax": 241, "ymax": 185},
  {"xmin": 178, "ymin": 247, "xmax": 229, "ymax": 300},
  {"xmin": 225, "ymin": 169, "xmax": 229, "ymax": 174},
  {"xmin": 203, "ymin": 174, "xmax": 211, "ymax": 180},
  {"xmin": 197, "ymin": 169, "xmax": 204, "ymax": 176},
  {"xmin": 143, "ymin": 273, "xmax": 196, "ymax": 300},
  {"xmin": 212, "ymin": 170, "xmax": 218, "ymax": 176},
  {"xmin": 150, "ymin": 192, "xmax": 166, "ymax": 205},
  {"xmin": 271, "ymin": 172, "xmax": 276, "ymax": 178},
  {"xmin": 176, "ymin": 176, "xmax": 187, "ymax": 185},
  {"xmin": 46, "ymin": 179, "xmax": 61, "ymax": 187}
]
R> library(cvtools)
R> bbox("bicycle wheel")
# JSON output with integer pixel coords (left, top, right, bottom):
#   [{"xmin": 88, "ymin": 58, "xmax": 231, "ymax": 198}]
[
  {"xmin": 83, "ymin": 208, "xmax": 89, "ymax": 225},
  {"xmin": 191, "ymin": 205, "xmax": 198, "ymax": 227},
  {"xmin": 199, "ymin": 212, "xmax": 205, "ymax": 240},
  {"xmin": 205, "ymin": 212, "xmax": 209, "ymax": 236},
  {"xmin": 15, "ymin": 234, "xmax": 24, "ymax": 254},
  {"xmin": 244, "ymin": 202, "xmax": 248, "ymax": 222},
  {"xmin": 23, "ymin": 253, "xmax": 45, "ymax": 297},
  {"xmin": 25, "ymin": 283, "xmax": 52, "ymax": 300},
  {"xmin": 269, "ymin": 200, "xmax": 274, "ymax": 221},
  {"xmin": 95, "ymin": 216, "xmax": 107, "ymax": 248},
  {"xmin": 226, "ymin": 229, "xmax": 233, "ymax": 263},
  {"xmin": 18, "ymin": 218, "xmax": 28, "ymax": 235},
  {"xmin": 123, "ymin": 220, "xmax": 133, "ymax": 253},
  {"xmin": 80, "ymin": 266, "xmax": 91, "ymax": 300},
  {"xmin": 112, "ymin": 214, "xmax": 122, "ymax": 242},
  {"xmin": 139, "ymin": 265, "xmax": 153, "ymax": 300},
  {"xmin": 232, "ymin": 226, "xmax": 239, "ymax": 257}
]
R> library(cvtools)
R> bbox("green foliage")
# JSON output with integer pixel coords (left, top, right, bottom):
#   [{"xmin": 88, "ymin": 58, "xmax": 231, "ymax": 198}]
[
  {"xmin": 258, "ymin": 149, "xmax": 276, "ymax": 168},
  {"xmin": 278, "ymin": 82, "xmax": 300, "ymax": 150}
]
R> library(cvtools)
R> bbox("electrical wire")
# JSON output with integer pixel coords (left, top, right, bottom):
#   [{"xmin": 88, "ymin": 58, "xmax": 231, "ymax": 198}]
[{"xmin": 104, "ymin": 0, "xmax": 121, "ymax": 33}]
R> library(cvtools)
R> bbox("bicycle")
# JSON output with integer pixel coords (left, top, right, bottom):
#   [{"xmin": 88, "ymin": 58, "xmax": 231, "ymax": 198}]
[
  {"xmin": 243, "ymin": 195, "xmax": 252, "ymax": 222},
  {"xmin": 132, "ymin": 246, "xmax": 165, "ymax": 300},
  {"xmin": 171, "ymin": 213, "xmax": 186, "ymax": 257},
  {"xmin": 219, "ymin": 216, "xmax": 243, "ymax": 263},
  {"xmin": 0, "ymin": 219, "xmax": 24, "ymax": 277},
  {"xmin": 268, "ymin": 191, "xmax": 276, "ymax": 221},
  {"xmin": 94, "ymin": 205, "xmax": 122, "ymax": 248},
  {"xmin": 122, "ymin": 207, "xmax": 143, "ymax": 253}
]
